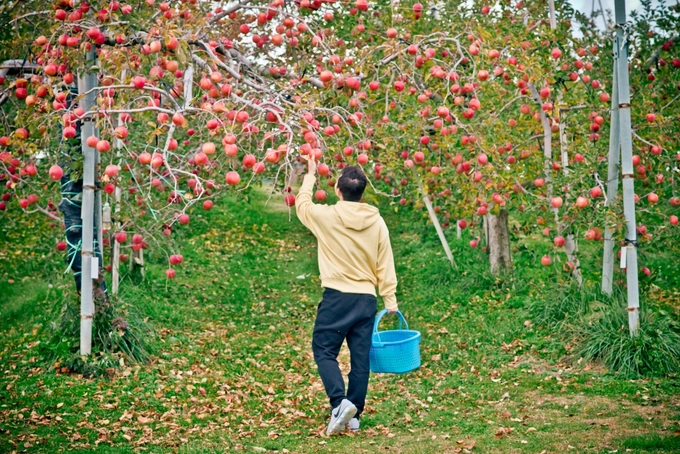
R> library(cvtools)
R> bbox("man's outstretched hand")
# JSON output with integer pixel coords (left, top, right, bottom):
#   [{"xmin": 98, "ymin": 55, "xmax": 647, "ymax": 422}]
[{"xmin": 305, "ymin": 155, "xmax": 317, "ymax": 176}]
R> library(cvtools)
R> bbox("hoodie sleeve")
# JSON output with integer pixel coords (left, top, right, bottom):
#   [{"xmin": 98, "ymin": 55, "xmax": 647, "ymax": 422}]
[
  {"xmin": 377, "ymin": 220, "xmax": 398, "ymax": 310},
  {"xmin": 295, "ymin": 173, "xmax": 320, "ymax": 234}
]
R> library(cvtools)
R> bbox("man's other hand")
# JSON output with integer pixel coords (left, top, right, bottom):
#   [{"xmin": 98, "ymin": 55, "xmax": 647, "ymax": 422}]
[{"xmin": 387, "ymin": 307, "xmax": 398, "ymax": 315}]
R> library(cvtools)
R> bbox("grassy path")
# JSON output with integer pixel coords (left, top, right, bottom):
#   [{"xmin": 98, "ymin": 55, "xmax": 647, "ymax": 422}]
[{"xmin": 1, "ymin": 189, "xmax": 679, "ymax": 453}]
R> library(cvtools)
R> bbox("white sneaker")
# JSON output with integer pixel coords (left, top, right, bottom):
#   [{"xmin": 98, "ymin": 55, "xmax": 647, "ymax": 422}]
[
  {"xmin": 326, "ymin": 399, "xmax": 357, "ymax": 435},
  {"xmin": 348, "ymin": 417, "xmax": 360, "ymax": 432}
]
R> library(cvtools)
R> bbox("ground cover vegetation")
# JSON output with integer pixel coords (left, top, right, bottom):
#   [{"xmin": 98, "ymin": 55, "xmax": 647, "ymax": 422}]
[{"xmin": 1, "ymin": 0, "xmax": 680, "ymax": 451}]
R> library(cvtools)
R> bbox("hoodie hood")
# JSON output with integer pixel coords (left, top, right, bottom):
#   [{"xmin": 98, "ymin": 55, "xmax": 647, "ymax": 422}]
[{"xmin": 334, "ymin": 201, "xmax": 381, "ymax": 231}]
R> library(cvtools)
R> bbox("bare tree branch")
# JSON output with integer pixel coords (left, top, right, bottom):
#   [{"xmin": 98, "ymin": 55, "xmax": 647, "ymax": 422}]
[
  {"xmin": 644, "ymin": 35, "xmax": 679, "ymax": 68},
  {"xmin": 208, "ymin": 0, "xmax": 254, "ymax": 24},
  {"xmin": 9, "ymin": 10, "xmax": 50, "ymax": 24}
]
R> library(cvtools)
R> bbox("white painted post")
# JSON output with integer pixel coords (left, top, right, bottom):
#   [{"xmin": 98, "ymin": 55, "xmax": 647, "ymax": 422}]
[
  {"xmin": 111, "ymin": 129, "xmax": 123, "ymax": 294},
  {"xmin": 111, "ymin": 69, "xmax": 128, "ymax": 295},
  {"xmin": 614, "ymin": 0, "xmax": 640, "ymax": 336},
  {"xmin": 411, "ymin": 166, "xmax": 456, "ymax": 268},
  {"xmin": 559, "ymin": 110, "xmax": 583, "ymax": 286},
  {"xmin": 95, "ymin": 134, "xmax": 103, "ymax": 263},
  {"xmin": 423, "ymin": 196, "xmax": 456, "ymax": 268},
  {"xmin": 79, "ymin": 49, "xmax": 98, "ymax": 355},
  {"xmin": 602, "ymin": 62, "xmax": 621, "ymax": 295},
  {"xmin": 548, "ymin": 0, "xmax": 557, "ymax": 30},
  {"xmin": 529, "ymin": 84, "xmax": 558, "ymax": 223}
]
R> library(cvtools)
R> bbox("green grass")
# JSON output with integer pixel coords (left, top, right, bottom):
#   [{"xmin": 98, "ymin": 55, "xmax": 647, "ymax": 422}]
[
  {"xmin": 1, "ymin": 187, "xmax": 679, "ymax": 453},
  {"xmin": 621, "ymin": 434, "xmax": 680, "ymax": 451}
]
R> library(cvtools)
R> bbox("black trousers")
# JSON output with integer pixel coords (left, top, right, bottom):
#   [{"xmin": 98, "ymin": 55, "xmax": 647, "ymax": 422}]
[{"xmin": 312, "ymin": 288, "xmax": 377, "ymax": 417}]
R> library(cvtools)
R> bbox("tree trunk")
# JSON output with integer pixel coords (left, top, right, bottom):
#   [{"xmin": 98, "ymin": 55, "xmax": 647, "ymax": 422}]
[{"xmin": 486, "ymin": 210, "xmax": 512, "ymax": 275}]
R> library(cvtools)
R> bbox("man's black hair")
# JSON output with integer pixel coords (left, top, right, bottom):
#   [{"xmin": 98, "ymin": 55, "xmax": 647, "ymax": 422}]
[{"xmin": 337, "ymin": 165, "xmax": 367, "ymax": 202}]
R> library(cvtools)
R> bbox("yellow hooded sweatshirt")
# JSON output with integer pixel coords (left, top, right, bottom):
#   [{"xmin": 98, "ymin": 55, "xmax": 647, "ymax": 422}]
[{"xmin": 296, "ymin": 173, "xmax": 398, "ymax": 310}]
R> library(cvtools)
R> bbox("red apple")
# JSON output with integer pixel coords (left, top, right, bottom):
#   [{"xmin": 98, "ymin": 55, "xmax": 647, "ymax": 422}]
[
  {"xmin": 225, "ymin": 171, "xmax": 240, "ymax": 186},
  {"xmin": 243, "ymin": 154, "xmax": 256, "ymax": 168},
  {"xmin": 194, "ymin": 152, "xmax": 208, "ymax": 166},
  {"xmin": 49, "ymin": 165, "xmax": 63, "ymax": 180},
  {"xmin": 96, "ymin": 140, "xmax": 111, "ymax": 153},
  {"xmin": 139, "ymin": 152, "xmax": 152, "ymax": 165},
  {"xmin": 554, "ymin": 236, "xmax": 565, "ymax": 247},
  {"xmin": 172, "ymin": 113, "xmax": 185, "ymax": 126},
  {"xmin": 253, "ymin": 162, "xmax": 265, "ymax": 174},
  {"xmin": 541, "ymin": 255, "xmax": 552, "ymax": 266},
  {"xmin": 132, "ymin": 76, "xmax": 147, "ymax": 89},
  {"xmin": 105, "ymin": 165, "xmax": 119, "ymax": 177},
  {"xmin": 63, "ymin": 126, "xmax": 77, "ymax": 139},
  {"xmin": 576, "ymin": 196, "xmax": 589, "ymax": 208}
]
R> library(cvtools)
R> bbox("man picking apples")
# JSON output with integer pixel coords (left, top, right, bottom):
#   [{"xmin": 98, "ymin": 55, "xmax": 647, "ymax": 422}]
[{"xmin": 296, "ymin": 156, "xmax": 398, "ymax": 435}]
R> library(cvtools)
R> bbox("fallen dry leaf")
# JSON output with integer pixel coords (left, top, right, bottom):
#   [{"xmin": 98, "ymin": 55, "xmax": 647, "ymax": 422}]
[
  {"xmin": 456, "ymin": 437, "xmax": 476, "ymax": 449},
  {"xmin": 495, "ymin": 427, "xmax": 513, "ymax": 438}
]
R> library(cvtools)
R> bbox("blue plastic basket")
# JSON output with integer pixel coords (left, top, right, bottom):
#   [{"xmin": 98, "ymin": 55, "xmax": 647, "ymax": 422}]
[{"xmin": 370, "ymin": 309, "xmax": 421, "ymax": 374}]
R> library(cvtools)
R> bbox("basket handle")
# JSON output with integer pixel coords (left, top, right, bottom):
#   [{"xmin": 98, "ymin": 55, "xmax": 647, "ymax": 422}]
[{"xmin": 373, "ymin": 309, "xmax": 409, "ymax": 347}]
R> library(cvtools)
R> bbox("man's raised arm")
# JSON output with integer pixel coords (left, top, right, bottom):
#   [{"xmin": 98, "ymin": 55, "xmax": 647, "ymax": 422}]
[{"xmin": 295, "ymin": 157, "xmax": 319, "ymax": 232}]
